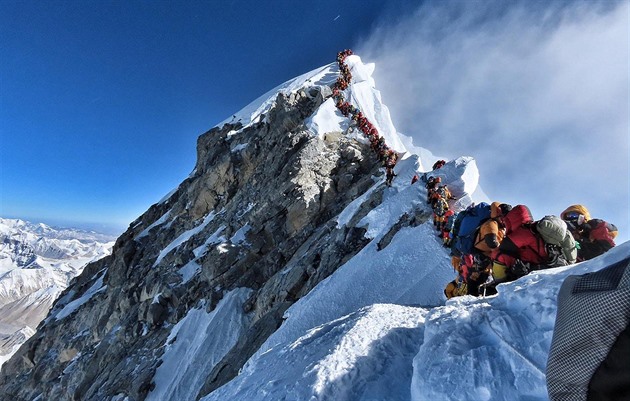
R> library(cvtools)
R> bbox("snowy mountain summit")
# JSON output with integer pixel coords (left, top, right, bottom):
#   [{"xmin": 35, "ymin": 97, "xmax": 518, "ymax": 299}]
[{"xmin": 0, "ymin": 55, "xmax": 627, "ymax": 401}]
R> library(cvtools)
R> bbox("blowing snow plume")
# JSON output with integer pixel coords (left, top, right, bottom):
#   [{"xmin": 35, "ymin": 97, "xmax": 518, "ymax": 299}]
[
  {"xmin": 357, "ymin": 0, "xmax": 629, "ymax": 243},
  {"xmin": 0, "ymin": 46, "xmax": 627, "ymax": 401}
]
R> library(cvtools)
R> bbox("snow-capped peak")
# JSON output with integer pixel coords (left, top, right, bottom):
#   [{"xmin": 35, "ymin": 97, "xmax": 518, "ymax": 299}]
[{"xmin": 0, "ymin": 217, "xmax": 115, "ymax": 370}]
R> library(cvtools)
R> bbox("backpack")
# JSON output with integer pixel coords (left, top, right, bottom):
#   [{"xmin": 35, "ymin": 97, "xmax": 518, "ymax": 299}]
[
  {"xmin": 586, "ymin": 219, "xmax": 617, "ymax": 246},
  {"xmin": 445, "ymin": 212, "xmax": 457, "ymax": 232},
  {"xmin": 503, "ymin": 205, "xmax": 534, "ymax": 233},
  {"xmin": 434, "ymin": 197, "xmax": 449, "ymax": 217},
  {"xmin": 437, "ymin": 185, "xmax": 451, "ymax": 200},
  {"xmin": 452, "ymin": 202, "xmax": 491, "ymax": 256},
  {"xmin": 536, "ymin": 215, "xmax": 577, "ymax": 264}
]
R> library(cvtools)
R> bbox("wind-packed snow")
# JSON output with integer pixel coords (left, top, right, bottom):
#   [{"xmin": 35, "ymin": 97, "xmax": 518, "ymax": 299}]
[
  {"xmin": 181, "ymin": 57, "xmax": 630, "ymax": 401},
  {"xmin": 52, "ymin": 273, "xmax": 106, "ymax": 321},
  {"xmin": 146, "ymin": 288, "xmax": 253, "ymax": 401},
  {"xmin": 154, "ymin": 212, "xmax": 217, "ymax": 266},
  {"xmin": 201, "ymin": 240, "xmax": 629, "ymax": 401},
  {"xmin": 218, "ymin": 63, "xmax": 339, "ymax": 130},
  {"xmin": 243, "ymin": 153, "xmax": 482, "ymax": 358},
  {"xmin": 203, "ymin": 304, "xmax": 428, "ymax": 401}
]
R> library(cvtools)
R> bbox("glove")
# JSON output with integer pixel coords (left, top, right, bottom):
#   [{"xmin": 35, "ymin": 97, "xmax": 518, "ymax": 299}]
[{"xmin": 510, "ymin": 259, "xmax": 531, "ymax": 277}]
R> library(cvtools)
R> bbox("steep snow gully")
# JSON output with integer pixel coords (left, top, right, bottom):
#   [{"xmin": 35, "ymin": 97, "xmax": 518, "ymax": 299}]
[{"xmin": 1, "ymin": 52, "xmax": 627, "ymax": 401}]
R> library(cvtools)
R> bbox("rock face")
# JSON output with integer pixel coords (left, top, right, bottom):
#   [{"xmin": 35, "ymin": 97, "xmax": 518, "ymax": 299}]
[{"xmin": 0, "ymin": 82, "xmax": 406, "ymax": 401}]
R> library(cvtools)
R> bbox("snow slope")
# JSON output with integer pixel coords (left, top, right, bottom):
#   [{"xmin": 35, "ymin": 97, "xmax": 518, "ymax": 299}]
[
  {"xmin": 144, "ymin": 56, "xmax": 628, "ymax": 400},
  {"xmin": 199, "ymin": 243, "xmax": 630, "ymax": 401},
  {"xmin": 307, "ymin": 55, "xmax": 407, "ymax": 156},
  {"xmin": 145, "ymin": 288, "xmax": 252, "ymax": 401}
]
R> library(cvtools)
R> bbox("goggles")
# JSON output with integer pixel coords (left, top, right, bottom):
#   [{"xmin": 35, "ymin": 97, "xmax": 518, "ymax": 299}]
[{"xmin": 564, "ymin": 211, "xmax": 582, "ymax": 221}]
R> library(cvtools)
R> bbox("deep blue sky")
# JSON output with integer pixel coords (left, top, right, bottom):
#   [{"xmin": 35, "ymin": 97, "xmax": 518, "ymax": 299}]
[
  {"xmin": 0, "ymin": 0, "xmax": 413, "ymax": 233},
  {"xmin": 1, "ymin": 0, "xmax": 628, "ymax": 243}
]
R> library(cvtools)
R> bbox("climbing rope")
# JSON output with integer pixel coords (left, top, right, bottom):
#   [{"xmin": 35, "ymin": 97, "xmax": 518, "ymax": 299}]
[{"xmin": 332, "ymin": 50, "xmax": 398, "ymax": 178}]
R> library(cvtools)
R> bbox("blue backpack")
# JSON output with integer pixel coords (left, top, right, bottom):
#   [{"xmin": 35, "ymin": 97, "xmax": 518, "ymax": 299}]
[{"xmin": 452, "ymin": 202, "xmax": 491, "ymax": 255}]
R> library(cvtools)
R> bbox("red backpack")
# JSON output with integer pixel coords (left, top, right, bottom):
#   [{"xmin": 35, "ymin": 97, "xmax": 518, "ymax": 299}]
[
  {"xmin": 587, "ymin": 219, "xmax": 617, "ymax": 248},
  {"xmin": 503, "ymin": 205, "xmax": 534, "ymax": 234}
]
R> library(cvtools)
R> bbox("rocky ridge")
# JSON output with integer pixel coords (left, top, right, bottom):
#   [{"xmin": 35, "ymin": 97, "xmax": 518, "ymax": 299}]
[{"xmin": 0, "ymin": 57, "xmax": 438, "ymax": 400}]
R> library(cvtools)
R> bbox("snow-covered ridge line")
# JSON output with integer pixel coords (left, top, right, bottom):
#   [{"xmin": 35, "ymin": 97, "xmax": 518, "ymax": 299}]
[
  {"xmin": 0, "ymin": 218, "xmax": 117, "ymax": 244},
  {"xmin": 218, "ymin": 63, "xmax": 338, "ymax": 131}
]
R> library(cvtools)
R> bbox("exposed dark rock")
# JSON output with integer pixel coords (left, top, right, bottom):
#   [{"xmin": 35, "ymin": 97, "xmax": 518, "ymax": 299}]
[{"xmin": 0, "ymin": 84, "xmax": 393, "ymax": 401}]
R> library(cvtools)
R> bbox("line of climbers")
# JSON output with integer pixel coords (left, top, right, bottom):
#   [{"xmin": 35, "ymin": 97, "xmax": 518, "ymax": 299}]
[
  {"xmin": 439, "ymin": 200, "xmax": 619, "ymax": 299},
  {"xmin": 330, "ymin": 50, "xmax": 619, "ymax": 300},
  {"xmin": 415, "ymin": 162, "xmax": 619, "ymax": 299},
  {"xmin": 333, "ymin": 49, "xmax": 399, "ymax": 186},
  {"xmin": 410, "ymin": 160, "xmax": 455, "ymax": 237}
]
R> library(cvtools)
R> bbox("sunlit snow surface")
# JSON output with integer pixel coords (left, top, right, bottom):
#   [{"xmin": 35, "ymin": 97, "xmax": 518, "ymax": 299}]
[
  {"xmin": 146, "ymin": 288, "xmax": 252, "ymax": 401},
  {"xmin": 307, "ymin": 55, "xmax": 407, "ymax": 155},
  {"xmin": 142, "ymin": 57, "xmax": 630, "ymax": 401},
  {"xmin": 198, "ymin": 243, "xmax": 630, "ymax": 401}
]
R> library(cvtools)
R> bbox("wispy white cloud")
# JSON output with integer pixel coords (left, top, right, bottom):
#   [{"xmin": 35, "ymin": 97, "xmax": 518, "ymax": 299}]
[{"xmin": 358, "ymin": 0, "xmax": 629, "ymax": 242}]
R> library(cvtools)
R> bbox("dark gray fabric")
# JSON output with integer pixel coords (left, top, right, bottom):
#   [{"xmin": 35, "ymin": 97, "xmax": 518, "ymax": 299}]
[
  {"xmin": 573, "ymin": 259, "xmax": 627, "ymax": 293},
  {"xmin": 546, "ymin": 257, "xmax": 630, "ymax": 401},
  {"xmin": 587, "ymin": 321, "xmax": 630, "ymax": 400}
]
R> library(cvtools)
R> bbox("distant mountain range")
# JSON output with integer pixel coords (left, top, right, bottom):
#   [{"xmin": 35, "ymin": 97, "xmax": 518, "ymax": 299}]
[
  {"xmin": 0, "ymin": 53, "xmax": 626, "ymax": 401},
  {"xmin": 0, "ymin": 217, "xmax": 115, "ymax": 367}
]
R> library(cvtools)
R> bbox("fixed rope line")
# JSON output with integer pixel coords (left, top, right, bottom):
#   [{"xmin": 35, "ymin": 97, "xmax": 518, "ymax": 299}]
[{"xmin": 332, "ymin": 50, "xmax": 398, "ymax": 175}]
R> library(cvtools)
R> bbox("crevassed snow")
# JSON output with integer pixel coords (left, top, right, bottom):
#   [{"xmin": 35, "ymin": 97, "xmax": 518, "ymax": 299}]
[
  {"xmin": 154, "ymin": 212, "xmax": 217, "ymax": 266},
  {"xmin": 146, "ymin": 288, "xmax": 253, "ymax": 401}
]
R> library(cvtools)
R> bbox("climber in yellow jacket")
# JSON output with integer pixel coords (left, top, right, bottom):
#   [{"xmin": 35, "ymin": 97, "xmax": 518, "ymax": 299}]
[{"xmin": 474, "ymin": 202, "xmax": 510, "ymax": 257}]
